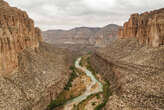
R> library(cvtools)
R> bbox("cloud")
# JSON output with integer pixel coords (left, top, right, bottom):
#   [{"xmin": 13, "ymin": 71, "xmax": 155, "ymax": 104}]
[{"xmin": 4, "ymin": 0, "xmax": 164, "ymax": 30}]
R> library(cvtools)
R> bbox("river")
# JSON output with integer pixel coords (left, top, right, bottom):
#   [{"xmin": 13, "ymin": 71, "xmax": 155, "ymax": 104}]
[{"xmin": 64, "ymin": 57, "xmax": 103, "ymax": 110}]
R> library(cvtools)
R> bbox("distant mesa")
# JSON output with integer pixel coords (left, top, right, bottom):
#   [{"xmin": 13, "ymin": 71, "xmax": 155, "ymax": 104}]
[{"xmin": 43, "ymin": 24, "xmax": 120, "ymax": 47}]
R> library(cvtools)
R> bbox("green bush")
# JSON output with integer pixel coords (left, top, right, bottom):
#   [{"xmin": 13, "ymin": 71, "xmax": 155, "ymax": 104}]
[
  {"xmin": 69, "ymin": 66, "xmax": 74, "ymax": 70},
  {"xmin": 47, "ymin": 91, "xmax": 67, "ymax": 110},
  {"xmin": 96, "ymin": 94, "xmax": 100, "ymax": 99},
  {"xmin": 92, "ymin": 102, "xmax": 96, "ymax": 106},
  {"xmin": 94, "ymin": 82, "xmax": 111, "ymax": 110},
  {"xmin": 64, "ymin": 67, "xmax": 77, "ymax": 90},
  {"xmin": 47, "ymin": 66, "xmax": 78, "ymax": 110}
]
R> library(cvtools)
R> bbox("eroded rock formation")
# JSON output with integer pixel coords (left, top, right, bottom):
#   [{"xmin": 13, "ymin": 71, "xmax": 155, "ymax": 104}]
[
  {"xmin": 118, "ymin": 8, "xmax": 164, "ymax": 47},
  {"xmin": 0, "ymin": 0, "xmax": 42, "ymax": 75},
  {"xmin": 0, "ymin": 1, "xmax": 73, "ymax": 110}
]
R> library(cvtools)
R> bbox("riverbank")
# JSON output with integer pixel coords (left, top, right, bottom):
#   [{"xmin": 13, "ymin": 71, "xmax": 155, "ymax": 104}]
[{"xmin": 47, "ymin": 55, "xmax": 110, "ymax": 110}]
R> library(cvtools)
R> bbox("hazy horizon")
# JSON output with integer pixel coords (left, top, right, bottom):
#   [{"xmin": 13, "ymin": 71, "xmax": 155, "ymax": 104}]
[{"xmin": 5, "ymin": 0, "xmax": 164, "ymax": 31}]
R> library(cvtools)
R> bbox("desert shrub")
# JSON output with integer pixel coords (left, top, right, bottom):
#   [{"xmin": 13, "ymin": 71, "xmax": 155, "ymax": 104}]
[{"xmin": 47, "ymin": 65, "xmax": 77, "ymax": 110}]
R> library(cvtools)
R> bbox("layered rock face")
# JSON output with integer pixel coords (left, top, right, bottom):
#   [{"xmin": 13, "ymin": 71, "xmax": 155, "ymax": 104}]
[
  {"xmin": 118, "ymin": 8, "xmax": 164, "ymax": 47},
  {"xmin": 0, "ymin": 0, "xmax": 42, "ymax": 74},
  {"xmin": 43, "ymin": 27, "xmax": 100, "ymax": 44},
  {"xmin": 91, "ymin": 24, "xmax": 119, "ymax": 47},
  {"xmin": 43, "ymin": 24, "xmax": 119, "ymax": 47}
]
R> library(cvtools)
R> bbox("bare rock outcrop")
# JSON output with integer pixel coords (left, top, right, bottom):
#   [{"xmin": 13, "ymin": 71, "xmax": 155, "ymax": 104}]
[
  {"xmin": 0, "ymin": 0, "xmax": 42, "ymax": 75},
  {"xmin": 118, "ymin": 8, "xmax": 164, "ymax": 47}
]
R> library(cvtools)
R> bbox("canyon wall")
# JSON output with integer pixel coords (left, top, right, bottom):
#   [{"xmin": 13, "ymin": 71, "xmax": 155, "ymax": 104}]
[
  {"xmin": 118, "ymin": 8, "xmax": 164, "ymax": 47},
  {"xmin": 0, "ymin": 1, "xmax": 73, "ymax": 110},
  {"xmin": 90, "ymin": 38, "xmax": 164, "ymax": 110},
  {"xmin": 0, "ymin": 0, "xmax": 42, "ymax": 75}
]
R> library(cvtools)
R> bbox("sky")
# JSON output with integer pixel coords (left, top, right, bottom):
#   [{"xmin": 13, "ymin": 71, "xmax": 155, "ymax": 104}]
[{"xmin": 5, "ymin": 0, "xmax": 164, "ymax": 30}]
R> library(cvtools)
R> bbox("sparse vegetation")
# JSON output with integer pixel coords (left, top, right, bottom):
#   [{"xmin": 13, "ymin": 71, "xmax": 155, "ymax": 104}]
[
  {"xmin": 94, "ymin": 81, "xmax": 110, "ymax": 110},
  {"xmin": 77, "ymin": 94, "xmax": 97, "ymax": 109},
  {"xmin": 86, "ymin": 57, "xmax": 97, "ymax": 75},
  {"xmin": 85, "ymin": 56, "xmax": 111, "ymax": 110},
  {"xmin": 92, "ymin": 102, "xmax": 96, "ymax": 106},
  {"xmin": 79, "ymin": 61, "xmax": 83, "ymax": 66},
  {"xmin": 47, "ymin": 56, "xmax": 111, "ymax": 110},
  {"xmin": 77, "ymin": 56, "xmax": 111, "ymax": 110},
  {"xmin": 47, "ymin": 65, "xmax": 78, "ymax": 110},
  {"xmin": 64, "ymin": 66, "xmax": 78, "ymax": 90},
  {"xmin": 96, "ymin": 94, "xmax": 100, "ymax": 99},
  {"xmin": 47, "ymin": 91, "xmax": 66, "ymax": 110}
]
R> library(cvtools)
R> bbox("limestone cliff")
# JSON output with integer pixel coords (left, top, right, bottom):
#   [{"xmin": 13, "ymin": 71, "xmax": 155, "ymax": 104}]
[
  {"xmin": 0, "ymin": 0, "xmax": 42, "ymax": 75},
  {"xmin": 118, "ymin": 8, "xmax": 164, "ymax": 47}
]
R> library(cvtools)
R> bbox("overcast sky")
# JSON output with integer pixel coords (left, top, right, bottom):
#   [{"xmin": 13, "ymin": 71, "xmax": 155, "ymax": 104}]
[{"xmin": 5, "ymin": 0, "xmax": 164, "ymax": 30}]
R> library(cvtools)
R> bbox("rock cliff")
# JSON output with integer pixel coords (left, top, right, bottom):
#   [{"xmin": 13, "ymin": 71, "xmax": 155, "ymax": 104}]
[
  {"xmin": 118, "ymin": 8, "xmax": 164, "ymax": 47},
  {"xmin": 0, "ymin": 1, "xmax": 72, "ymax": 110},
  {"xmin": 0, "ymin": 43, "xmax": 72, "ymax": 110},
  {"xmin": 0, "ymin": 0, "xmax": 42, "ymax": 75}
]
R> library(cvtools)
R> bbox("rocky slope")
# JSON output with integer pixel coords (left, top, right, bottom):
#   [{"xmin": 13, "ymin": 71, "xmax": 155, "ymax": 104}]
[
  {"xmin": 90, "ymin": 38, "xmax": 164, "ymax": 110},
  {"xmin": 0, "ymin": 43, "xmax": 72, "ymax": 110},
  {"xmin": 90, "ymin": 8, "xmax": 164, "ymax": 110},
  {"xmin": 0, "ymin": 0, "xmax": 42, "ymax": 75},
  {"xmin": 118, "ymin": 8, "xmax": 164, "ymax": 47},
  {"xmin": 0, "ymin": 1, "xmax": 72, "ymax": 110},
  {"xmin": 43, "ymin": 24, "xmax": 120, "ymax": 47}
]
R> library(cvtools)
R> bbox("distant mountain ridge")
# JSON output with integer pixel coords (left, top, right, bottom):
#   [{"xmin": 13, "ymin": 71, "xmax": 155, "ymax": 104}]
[{"xmin": 43, "ymin": 24, "xmax": 120, "ymax": 47}]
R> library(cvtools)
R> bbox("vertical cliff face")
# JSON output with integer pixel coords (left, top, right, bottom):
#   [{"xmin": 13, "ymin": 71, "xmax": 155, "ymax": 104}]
[
  {"xmin": 118, "ymin": 8, "xmax": 164, "ymax": 47},
  {"xmin": 0, "ymin": 0, "xmax": 42, "ymax": 74}
]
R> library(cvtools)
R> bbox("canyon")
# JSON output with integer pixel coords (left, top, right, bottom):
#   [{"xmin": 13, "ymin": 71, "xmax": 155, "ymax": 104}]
[{"xmin": 0, "ymin": 0, "xmax": 164, "ymax": 110}]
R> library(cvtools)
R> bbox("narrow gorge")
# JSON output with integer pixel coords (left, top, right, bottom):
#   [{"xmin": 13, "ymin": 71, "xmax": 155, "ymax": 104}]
[{"xmin": 47, "ymin": 56, "xmax": 110, "ymax": 110}]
